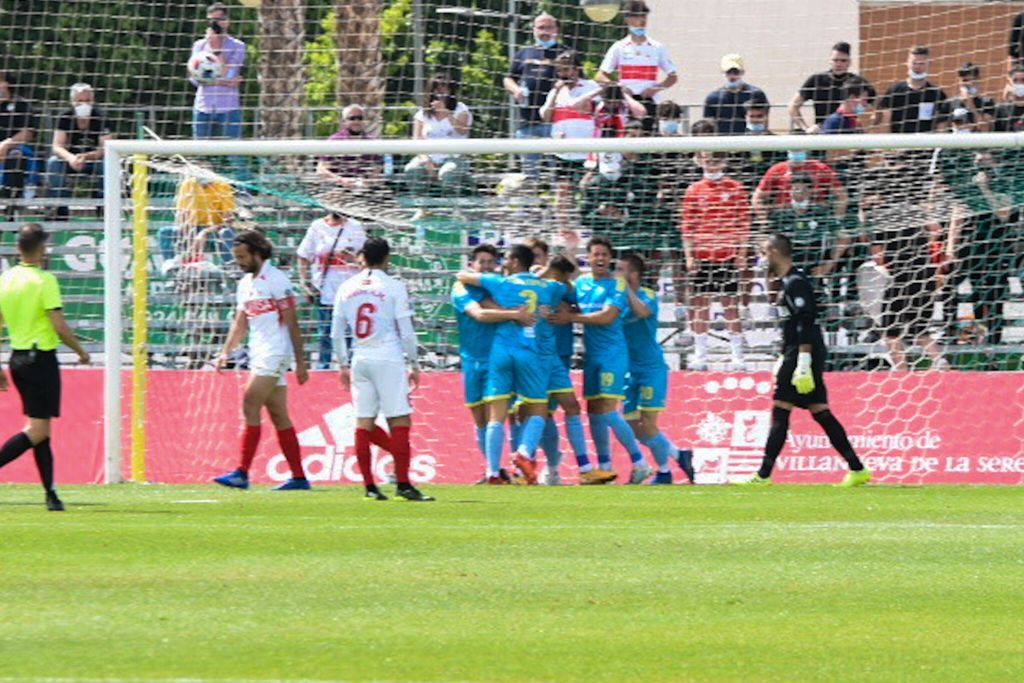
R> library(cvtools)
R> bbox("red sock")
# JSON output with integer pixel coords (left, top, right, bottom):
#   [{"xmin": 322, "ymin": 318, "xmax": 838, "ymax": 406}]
[
  {"xmin": 239, "ymin": 424, "xmax": 261, "ymax": 473},
  {"xmin": 368, "ymin": 425, "xmax": 392, "ymax": 453},
  {"xmin": 276, "ymin": 427, "xmax": 306, "ymax": 479},
  {"xmin": 391, "ymin": 425, "xmax": 412, "ymax": 485},
  {"xmin": 354, "ymin": 427, "xmax": 374, "ymax": 487}
]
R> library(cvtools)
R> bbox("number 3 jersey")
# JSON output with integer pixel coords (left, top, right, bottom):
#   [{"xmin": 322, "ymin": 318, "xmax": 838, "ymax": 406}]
[
  {"xmin": 236, "ymin": 261, "xmax": 297, "ymax": 361},
  {"xmin": 333, "ymin": 268, "xmax": 413, "ymax": 362}
]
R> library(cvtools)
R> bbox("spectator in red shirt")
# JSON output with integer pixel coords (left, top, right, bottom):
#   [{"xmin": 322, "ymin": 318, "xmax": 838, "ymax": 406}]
[
  {"xmin": 752, "ymin": 147, "xmax": 848, "ymax": 228},
  {"xmin": 680, "ymin": 152, "xmax": 750, "ymax": 370}
]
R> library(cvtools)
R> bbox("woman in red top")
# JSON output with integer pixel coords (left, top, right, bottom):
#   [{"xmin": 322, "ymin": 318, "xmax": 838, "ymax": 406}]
[{"xmin": 680, "ymin": 152, "xmax": 750, "ymax": 370}]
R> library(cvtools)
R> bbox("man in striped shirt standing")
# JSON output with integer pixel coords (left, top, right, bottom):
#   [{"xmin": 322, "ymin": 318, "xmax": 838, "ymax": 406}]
[{"xmin": 597, "ymin": 0, "xmax": 678, "ymax": 133}]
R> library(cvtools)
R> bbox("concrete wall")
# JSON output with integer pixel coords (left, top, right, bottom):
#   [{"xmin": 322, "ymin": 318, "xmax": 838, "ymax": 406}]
[{"xmin": 648, "ymin": 0, "xmax": 861, "ymax": 129}]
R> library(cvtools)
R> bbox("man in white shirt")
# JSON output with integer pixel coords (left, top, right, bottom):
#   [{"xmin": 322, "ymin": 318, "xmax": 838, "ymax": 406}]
[
  {"xmin": 212, "ymin": 230, "xmax": 311, "ymax": 491},
  {"xmin": 596, "ymin": 0, "xmax": 678, "ymax": 133},
  {"xmin": 332, "ymin": 237, "xmax": 433, "ymax": 502},
  {"xmin": 296, "ymin": 210, "xmax": 367, "ymax": 369}
]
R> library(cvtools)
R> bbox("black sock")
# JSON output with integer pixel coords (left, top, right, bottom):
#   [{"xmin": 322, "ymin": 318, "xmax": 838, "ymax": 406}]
[
  {"xmin": 758, "ymin": 407, "xmax": 791, "ymax": 479},
  {"xmin": 33, "ymin": 438, "xmax": 54, "ymax": 492},
  {"xmin": 0, "ymin": 432, "xmax": 33, "ymax": 469},
  {"xmin": 813, "ymin": 410, "xmax": 864, "ymax": 471}
]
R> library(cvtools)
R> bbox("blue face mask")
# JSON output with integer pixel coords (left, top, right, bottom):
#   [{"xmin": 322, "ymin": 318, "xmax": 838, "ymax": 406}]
[
  {"xmin": 854, "ymin": 103, "xmax": 867, "ymax": 115},
  {"xmin": 629, "ymin": 26, "xmax": 647, "ymax": 37},
  {"xmin": 788, "ymin": 151, "xmax": 808, "ymax": 163},
  {"xmin": 727, "ymin": 79, "xmax": 744, "ymax": 89},
  {"xmin": 538, "ymin": 38, "xmax": 557, "ymax": 49},
  {"xmin": 747, "ymin": 122, "xmax": 766, "ymax": 133},
  {"xmin": 659, "ymin": 121, "xmax": 680, "ymax": 136}
]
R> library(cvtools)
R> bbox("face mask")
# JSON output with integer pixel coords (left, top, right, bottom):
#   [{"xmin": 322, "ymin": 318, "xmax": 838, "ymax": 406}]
[
  {"xmin": 792, "ymin": 199, "xmax": 810, "ymax": 210},
  {"xmin": 964, "ymin": 85, "xmax": 978, "ymax": 96},
  {"xmin": 704, "ymin": 171, "xmax": 724, "ymax": 181},
  {"xmin": 726, "ymin": 79, "xmax": 744, "ymax": 89},
  {"xmin": 74, "ymin": 103, "xmax": 92, "ymax": 118},
  {"xmin": 909, "ymin": 70, "xmax": 928, "ymax": 81},
  {"xmin": 747, "ymin": 122, "xmax": 766, "ymax": 133},
  {"xmin": 659, "ymin": 121, "xmax": 680, "ymax": 136},
  {"xmin": 537, "ymin": 36, "xmax": 558, "ymax": 49},
  {"xmin": 952, "ymin": 126, "xmax": 972, "ymax": 135},
  {"xmin": 629, "ymin": 26, "xmax": 647, "ymax": 37},
  {"xmin": 854, "ymin": 103, "xmax": 867, "ymax": 114},
  {"xmin": 788, "ymin": 151, "xmax": 807, "ymax": 164},
  {"xmin": 1013, "ymin": 84, "xmax": 1024, "ymax": 98}
]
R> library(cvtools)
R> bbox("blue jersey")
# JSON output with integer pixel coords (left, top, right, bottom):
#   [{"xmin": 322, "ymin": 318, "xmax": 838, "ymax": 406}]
[
  {"xmin": 623, "ymin": 286, "xmax": 666, "ymax": 370},
  {"xmin": 553, "ymin": 282, "xmax": 575, "ymax": 358},
  {"xmin": 478, "ymin": 272, "xmax": 559, "ymax": 352},
  {"xmin": 451, "ymin": 282, "xmax": 494, "ymax": 361},
  {"xmin": 575, "ymin": 273, "xmax": 629, "ymax": 358}
]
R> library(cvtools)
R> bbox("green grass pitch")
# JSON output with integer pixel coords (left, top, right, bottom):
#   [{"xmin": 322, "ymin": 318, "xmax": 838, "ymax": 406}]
[{"xmin": 1, "ymin": 484, "xmax": 1021, "ymax": 682}]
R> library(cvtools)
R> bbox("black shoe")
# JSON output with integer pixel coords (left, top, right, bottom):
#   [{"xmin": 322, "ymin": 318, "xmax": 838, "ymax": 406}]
[
  {"xmin": 677, "ymin": 449, "xmax": 696, "ymax": 484},
  {"xmin": 46, "ymin": 490, "xmax": 65, "ymax": 511},
  {"xmin": 395, "ymin": 484, "xmax": 435, "ymax": 502},
  {"xmin": 364, "ymin": 485, "xmax": 388, "ymax": 501}
]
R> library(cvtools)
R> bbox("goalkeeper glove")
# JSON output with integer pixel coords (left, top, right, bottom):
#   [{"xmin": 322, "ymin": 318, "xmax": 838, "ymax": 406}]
[{"xmin": 792, "ymin": 352, "xmax": 815, "ymax": 395}]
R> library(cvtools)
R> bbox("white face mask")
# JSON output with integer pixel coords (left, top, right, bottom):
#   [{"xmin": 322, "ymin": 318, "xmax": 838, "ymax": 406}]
[
  {"xmin": 703, "ymin": 171, "xmax": 724, "ymax": 181},
  {"xmin": 1013, "ymin": 84, "xmax": 1024, "ymax": 98},
  {"xmin": 792, "ymin": 199, "xmax": 810, "ymax": 210},
  {"xmin": 74, "ymin": 103, "xmax": 92, "ymax": 118},
  {"xmin": 952, "ymin": 126, "xmax": 972, "ymax": 135},
  {"xmin": 908, "ymin": 70, "xmax": 928, "ymax": 81}
]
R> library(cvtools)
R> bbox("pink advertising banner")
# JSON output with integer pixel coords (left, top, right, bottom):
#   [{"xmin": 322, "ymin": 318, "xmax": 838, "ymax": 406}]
[{"xmin": 1, "ymin": 370, "xmax": 1022, "ymax": 486}]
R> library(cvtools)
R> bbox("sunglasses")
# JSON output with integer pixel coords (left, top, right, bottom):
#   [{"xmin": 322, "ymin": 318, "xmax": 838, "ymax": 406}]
[{"xmin": 346, "ymin": 115, "xmax": 364, "ymax": 121}]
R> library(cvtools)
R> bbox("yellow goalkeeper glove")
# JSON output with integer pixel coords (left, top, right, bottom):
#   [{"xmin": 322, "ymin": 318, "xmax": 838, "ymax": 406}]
[{"xmin": 792, "ymin": 352, "xmax": 815, "ymax": 395}]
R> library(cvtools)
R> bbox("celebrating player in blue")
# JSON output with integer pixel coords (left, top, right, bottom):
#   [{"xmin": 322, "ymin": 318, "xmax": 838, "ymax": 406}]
[
  {"xmin": 451, "ymin": 244, "xmax": 536, "ymax": 481},
  {"xmin": 549, "ymin": 236, "xmax": 650, "ymax": 484},
  {"xmin": 618, "ymin": 253, "xmax": 695, "ymax": 484},
  {"xmin": 743, "ymin": 233, "xmax": 871, "ymax": 487},
  {"xmin": 456, "ymin": 244, "xmax": 559, "ymax": 485}
]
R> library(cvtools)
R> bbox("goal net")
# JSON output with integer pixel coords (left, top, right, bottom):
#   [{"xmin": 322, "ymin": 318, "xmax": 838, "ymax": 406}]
[{"xmin": 102, "ymin": 133, "xmax": 1024, "ymax": 486}]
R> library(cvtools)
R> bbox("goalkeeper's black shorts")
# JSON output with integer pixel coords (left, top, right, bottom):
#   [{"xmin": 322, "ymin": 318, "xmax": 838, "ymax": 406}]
[{"xmin": 773, "ymin": 347, "xmax": 828, "ymax": 408}]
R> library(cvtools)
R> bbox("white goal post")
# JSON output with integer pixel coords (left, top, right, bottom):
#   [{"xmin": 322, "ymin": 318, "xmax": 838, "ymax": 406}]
[{"xmin": 101, "ymin": 133, "xmax": 1024, "ymax": 483}]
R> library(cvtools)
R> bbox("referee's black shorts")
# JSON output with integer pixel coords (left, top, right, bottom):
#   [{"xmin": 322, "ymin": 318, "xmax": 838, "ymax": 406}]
[
  {"xmin": 9, "ymin": 349, "xmax": 61, "ymax": 419},
  {"xmin": 773, "ymin": 346, "xmax": 828, "ymax": 408}
]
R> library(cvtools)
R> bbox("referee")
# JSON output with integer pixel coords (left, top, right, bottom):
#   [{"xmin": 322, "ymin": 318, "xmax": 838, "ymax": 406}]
[
  {"xmin": 0, "ymin": 224, "xmax": 90, "ymax": 510},
  {"xmin": 743, "ymin": 233, "xmax": 871, "ymax": 487}
]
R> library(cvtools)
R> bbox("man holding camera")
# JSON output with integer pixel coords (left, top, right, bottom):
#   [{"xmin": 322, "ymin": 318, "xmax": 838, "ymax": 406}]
[{"xmin": 190, "ymin": 3, "xmax": 245, "ymax": 141}]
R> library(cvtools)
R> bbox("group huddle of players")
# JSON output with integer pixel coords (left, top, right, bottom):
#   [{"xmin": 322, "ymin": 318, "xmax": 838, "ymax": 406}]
[{"xmin": 451, "ymin": 233, "xmax": 873, "ymax": 487}]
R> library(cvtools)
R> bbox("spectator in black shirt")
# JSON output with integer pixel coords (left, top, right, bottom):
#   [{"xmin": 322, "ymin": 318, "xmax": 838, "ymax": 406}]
[
  {"xmin": 733, "ymin": 99, "xmax": 786, "ymax": 194},
  {"xmin": 703, "ymin": 53, "xmax": 768, "ymax": 135},
  {"xmin": 943, "ymin": 62, "xmax": 995, "ymax": 132},
  {"xmin": 878, "ymin": 46, "xmax": 949, "ymax": 134},
  {"xmin": 740, "ymin": 233, "xmax": 870, "ymax": 487},
  {"xmin": 46, "ymin": 83, "xmax": 111, "ymax": 219},
  {"xmin": 0, "ymin": 73, "xmax": 36, "ymax": 199},
  {"xmin": 788, "ymin": 41, "xmax": 876, "ymax": 133},
  {"xmin": 993, "ymin": 66, "xmax": 1024, "ymax": 132},
  {"xmin": 1008, "ymin": 11, "xmax": 1024, "ymax": 73},
  {"xmin": 503, "ymin": 12, "xmax": 567, "ymax": 179}
]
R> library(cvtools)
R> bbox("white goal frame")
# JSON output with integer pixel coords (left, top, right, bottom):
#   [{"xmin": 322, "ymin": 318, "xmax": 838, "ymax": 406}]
[{"xmin": 101, "ymin": 132, "xmax": 1024, "ymax": 482}]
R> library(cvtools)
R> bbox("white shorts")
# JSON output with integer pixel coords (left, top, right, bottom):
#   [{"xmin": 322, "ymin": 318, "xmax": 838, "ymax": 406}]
[
  {"xmin": 352, "ymin": 357, "xmax": 412, "ymax": 419},
  {"xmin": 251, "ymin": 354, "xmax": 290, "ymax": 387}
]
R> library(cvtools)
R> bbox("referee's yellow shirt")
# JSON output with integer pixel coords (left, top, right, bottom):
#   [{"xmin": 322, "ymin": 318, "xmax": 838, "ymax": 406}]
[{"xmin": 0, "ymin": 263, "xmax": 62, "ymax": 351}]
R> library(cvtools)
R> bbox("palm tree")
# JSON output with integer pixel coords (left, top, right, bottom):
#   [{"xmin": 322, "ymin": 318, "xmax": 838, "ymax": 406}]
[
  {"xmin": 258, "ymin": 1, "xmax": 306, "ymax": 139},
  {"xmin": 336, "ymin": 0, "xmax": 385, "ymax": 136}
]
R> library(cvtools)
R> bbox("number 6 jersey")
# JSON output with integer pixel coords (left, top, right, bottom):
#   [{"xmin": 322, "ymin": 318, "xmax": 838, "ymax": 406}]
[{"xmin": 332, "ymin": 268, "xmax": 414, "ymax": 362}]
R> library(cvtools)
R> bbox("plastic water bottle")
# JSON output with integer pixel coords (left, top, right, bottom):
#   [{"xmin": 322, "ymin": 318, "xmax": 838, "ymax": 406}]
[{"xmin": 383, "ymin": 154, "xmax": 394, "ymax": 177}]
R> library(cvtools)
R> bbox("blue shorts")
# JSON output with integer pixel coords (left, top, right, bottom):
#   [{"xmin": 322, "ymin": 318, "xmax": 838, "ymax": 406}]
[
  {"xmin": 485, "ymin": 344, "xmax": 548, "ymax": 404},
  {"xmin": 583, "ymin": 353, "xmax": 628, "ymax": 401},
  {"xmin": 545, "ymin": 354, "xmax": 574, "ymax": 411},
  {"xmin": 624, "ymin": 363, "xmax": 669, "ymax": 415},
  {"xmin": 461, "ymin": 355, "xmax": 489, "ymax": 407}
]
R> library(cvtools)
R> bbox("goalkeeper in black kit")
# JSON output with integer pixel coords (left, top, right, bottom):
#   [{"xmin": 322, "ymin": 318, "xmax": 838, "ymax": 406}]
[{"xmin": 743, "ymin": 233, "xmax": 871, "ymax": 487}]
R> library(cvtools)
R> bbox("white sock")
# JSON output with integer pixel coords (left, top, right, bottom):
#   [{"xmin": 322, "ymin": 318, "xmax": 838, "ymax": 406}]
[
  {"xmin": 694, "ymin": 333, "xmax": 709, "ymax": 358},
  {"xmin": 730, "ymin": 334, "xmax": 744, "ymax": 361}
]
